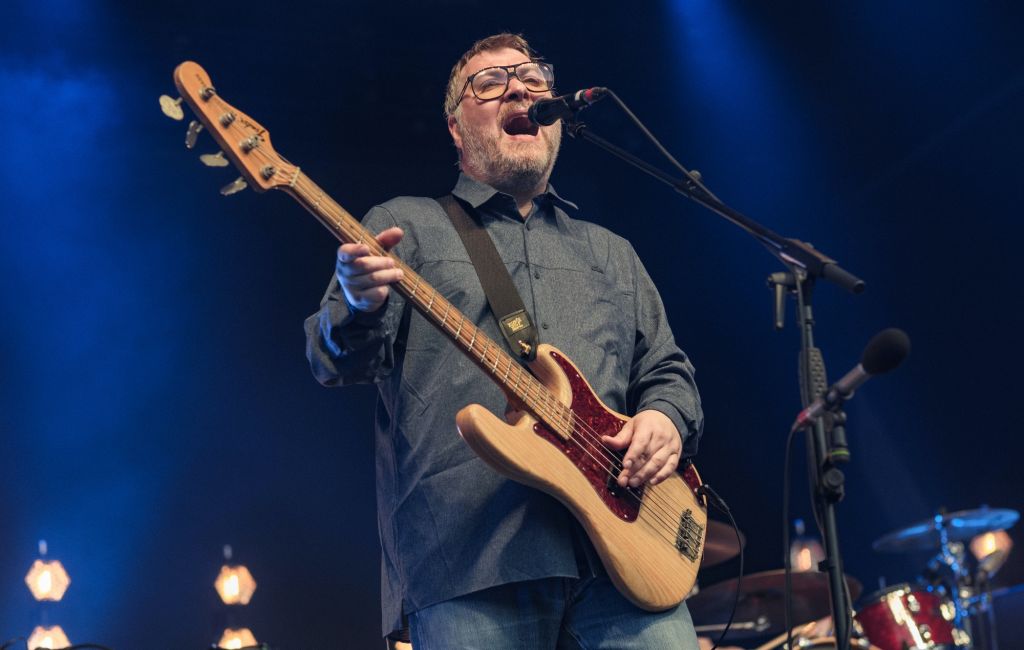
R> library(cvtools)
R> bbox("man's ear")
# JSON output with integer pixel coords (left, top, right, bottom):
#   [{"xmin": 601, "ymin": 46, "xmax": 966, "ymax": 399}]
[{"xmin": 447, "ymin": 114, "xmax": 463, "ymax": 152}]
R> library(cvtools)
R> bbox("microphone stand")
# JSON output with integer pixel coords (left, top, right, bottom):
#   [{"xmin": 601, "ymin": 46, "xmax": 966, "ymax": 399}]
[{"xmin": 564, "ymin": 112, "xmax": 862, "ymax": 648}]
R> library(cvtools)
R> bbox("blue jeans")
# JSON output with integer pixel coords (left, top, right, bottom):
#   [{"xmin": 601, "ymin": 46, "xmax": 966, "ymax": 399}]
[{"xmin": 408, "ymin": 575, "xmax": 700, "ymax": 650}]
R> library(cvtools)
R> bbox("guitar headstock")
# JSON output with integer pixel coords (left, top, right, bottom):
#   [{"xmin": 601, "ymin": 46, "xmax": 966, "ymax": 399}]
[{"xmin": 172, "ymin": 61, "xmax": 297, "ymax": 193}]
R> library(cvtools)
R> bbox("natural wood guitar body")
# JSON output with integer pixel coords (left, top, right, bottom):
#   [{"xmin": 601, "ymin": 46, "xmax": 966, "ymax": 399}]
[{"xmin": 456, "ymin": 343, "xmax": 707, "ymax": 612}]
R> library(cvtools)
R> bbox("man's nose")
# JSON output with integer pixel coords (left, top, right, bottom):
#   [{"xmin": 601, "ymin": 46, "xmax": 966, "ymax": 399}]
[{"xmin": 505, "ymin": 75, "xmax": 531, "ymax": 101}]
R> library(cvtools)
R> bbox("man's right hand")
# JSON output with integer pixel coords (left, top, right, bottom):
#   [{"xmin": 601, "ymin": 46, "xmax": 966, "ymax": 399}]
[{"xmin": 336, "ymin": 226, "xmax": 405, "ymax": 313}]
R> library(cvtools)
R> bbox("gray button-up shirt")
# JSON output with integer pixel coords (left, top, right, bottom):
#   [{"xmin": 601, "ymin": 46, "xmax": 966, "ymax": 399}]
[{"xmin": 305, "ymin": 173, "xmax": 703, "ymax": 637}]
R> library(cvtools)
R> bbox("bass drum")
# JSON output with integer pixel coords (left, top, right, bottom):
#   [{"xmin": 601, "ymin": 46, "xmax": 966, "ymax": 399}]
[{"xmin": 854, "ymin": 583, "xmax": 969, "ymax": 650}]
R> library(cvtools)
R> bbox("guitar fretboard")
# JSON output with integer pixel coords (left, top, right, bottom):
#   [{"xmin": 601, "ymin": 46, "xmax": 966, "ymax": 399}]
[{"xmin": 287, "ymin": 172, "xmax": 573, "ymax": 438}]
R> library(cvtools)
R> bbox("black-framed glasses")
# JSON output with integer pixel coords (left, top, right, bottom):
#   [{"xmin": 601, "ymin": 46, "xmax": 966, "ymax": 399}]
[{"xmin": 455, "ymin": 60, "xmax": 555, "ymax": 107}]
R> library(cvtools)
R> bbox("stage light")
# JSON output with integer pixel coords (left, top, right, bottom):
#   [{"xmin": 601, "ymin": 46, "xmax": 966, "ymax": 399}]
[
  {"xmin": 26, "ymin": 625, "xmax": 70, "ymax": 650},
  {"xmin": 217, "ymin": 627, "xmax": 257, "ymax": 649},
  {"xmin": 24, "ymin": 541, "xmax": 71, "ymax": 602},
  {"xmin": 788, "ymin": 519, "xmax": 825, "ymax": 572},
  {"xmin": 25, "ymin": 559, "xmax": 71, "ymax": 602},
  {"xmin": 970, "ymin": 529, "xmax": 1013, "ymax": 576},
  {"xmin": 214, "ymin": 564, "xmax": 257, "ymax": 605},
  {"xmin": 214, "ymin": 545, "xmax": 257, "ymax": 605}
]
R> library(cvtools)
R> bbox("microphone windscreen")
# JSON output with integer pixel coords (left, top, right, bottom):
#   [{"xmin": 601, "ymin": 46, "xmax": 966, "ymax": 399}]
[{"xmin": 861, "ymin": 327, "xmax": 911, "ymax": 375}]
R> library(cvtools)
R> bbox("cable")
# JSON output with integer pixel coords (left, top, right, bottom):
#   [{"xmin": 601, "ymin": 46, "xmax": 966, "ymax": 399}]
[
  {"xmin": 697, "ymin": 484, "xmax": 743, "ymax": 650},
  {"xmin": 782, "ymin": 424, "xmax": 800, "ymax": 650},
  {"xmin": 602, "ymin": 89, "xmax": 722, "ymax": 203}
]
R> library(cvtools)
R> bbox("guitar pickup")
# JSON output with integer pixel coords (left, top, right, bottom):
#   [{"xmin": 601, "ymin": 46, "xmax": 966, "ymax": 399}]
[{"xmin": 606, "ymin": 453, "xmax": 626, "ymax": 498}]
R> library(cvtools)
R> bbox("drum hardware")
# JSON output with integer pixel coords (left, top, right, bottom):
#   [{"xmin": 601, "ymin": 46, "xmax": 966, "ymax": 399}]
[
  {"xmin": 854, "ymin": 582, "xmax": 963, "ymax": 650},
  {"xmin": 687, "ymin": 569, "xmax": 862, "ymax": 641},
  {"xmin": 871, "ymin": 506, "xmax": 1019, "ymax": 650},
  {"xmin": 748, "ymin": 619, "xmax": 874, "ymax": 650},
  {"xmin": 694, "ymin": 616, "xmax": 771, "ymax": 634}
]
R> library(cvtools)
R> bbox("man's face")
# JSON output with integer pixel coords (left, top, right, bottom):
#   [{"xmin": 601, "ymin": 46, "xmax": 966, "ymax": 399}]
[{"xmin": 448, "ymin": 47, "xmax": 562, "ymax": 195}]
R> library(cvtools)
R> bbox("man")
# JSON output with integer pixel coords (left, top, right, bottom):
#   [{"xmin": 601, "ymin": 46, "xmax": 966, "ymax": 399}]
[{"xmin": 305, "ymin": 33, "xmax": 704, "ymax": 648}]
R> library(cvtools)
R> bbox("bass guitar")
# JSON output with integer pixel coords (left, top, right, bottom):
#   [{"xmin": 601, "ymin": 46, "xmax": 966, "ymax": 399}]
[{"xmin": 167, "ymin": 61, "xmax": 708, "ymax": 611}]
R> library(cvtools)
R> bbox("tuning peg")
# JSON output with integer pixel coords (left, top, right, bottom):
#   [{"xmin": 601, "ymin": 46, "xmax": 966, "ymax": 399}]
[
  {"xmin": 220, "ymin": 176, "xmax": 248, "ymax": 196},
  {"xmin": 185, "ymin": 120, "xmax": 204, "ymax": 149},
  {"xmin": 159, "ymin": 95, "xmax": 185, "ymax": 120},
  {"xmin": 200, "ymin": 151, "xmax": 230, "ymax": 167}
]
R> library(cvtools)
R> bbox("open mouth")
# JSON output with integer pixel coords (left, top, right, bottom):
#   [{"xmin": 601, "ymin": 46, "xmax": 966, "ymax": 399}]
[{"xmin": 502, "ymin": 113, "xmax": 539, "ymax": 138}]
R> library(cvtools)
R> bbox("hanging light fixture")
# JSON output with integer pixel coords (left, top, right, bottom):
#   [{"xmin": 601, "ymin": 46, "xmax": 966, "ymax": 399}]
[
  {"xmin": 24, "ymin": 541, "xmax": 71, "ymax": 602},
  {"xmin": 217, "ymin": 628, "xmax": 257, "ymax": 649},
  {"xmin": 26, "ymin": 625, "xmax": 70, "ymax": 650},
  {"xmin": 213, "ymin": 544, "xmax": 257, "ymax": 605},
  {"xmin": 212, "ymin": 545, "xmax": 259, "ymax": 648}
]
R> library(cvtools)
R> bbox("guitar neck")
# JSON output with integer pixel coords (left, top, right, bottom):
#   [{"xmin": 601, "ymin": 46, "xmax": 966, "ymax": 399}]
[{"xmin": 286, "ymin": 171, "xmax": 568, "ymax": 432}]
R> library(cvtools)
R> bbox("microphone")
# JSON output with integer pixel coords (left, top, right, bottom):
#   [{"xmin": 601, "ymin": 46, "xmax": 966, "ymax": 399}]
[
  {"xmin": 792, "ymin": 328, "xmax": 911, "ymax": 431},
  {"xmin": 528, "ymin": 87, "xmax": 608, "ymax": 126}
]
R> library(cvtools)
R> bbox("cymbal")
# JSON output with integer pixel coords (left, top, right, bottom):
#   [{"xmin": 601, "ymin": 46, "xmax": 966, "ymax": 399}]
[
  {"xmin": 873, "ymin": 507, "xmax": 1019, "ymax": 553},
  {"xmin": 701, "ymin": 519, "xmax": 745, "ymax": 568},
  {"xmin": 687, "ymin": 569, "xmax": 863, "ymax": 640}
]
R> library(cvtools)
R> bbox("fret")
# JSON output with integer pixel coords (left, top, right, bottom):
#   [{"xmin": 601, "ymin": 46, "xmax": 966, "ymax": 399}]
[{"xmin": 291, "ymin": 178, "xmax": 566, "ymax": 437}]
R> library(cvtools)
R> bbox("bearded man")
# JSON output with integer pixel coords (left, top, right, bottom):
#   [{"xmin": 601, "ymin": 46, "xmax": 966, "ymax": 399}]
[{"xmin": 305, "ymin": 33, "xmax": 704, "ymax": 649}]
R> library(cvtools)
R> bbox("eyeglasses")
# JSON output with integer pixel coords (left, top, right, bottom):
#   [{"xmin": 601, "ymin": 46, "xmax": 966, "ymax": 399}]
[{"xmin": 455, "ymin": 60, "xmax": 555, "ymax": 107}]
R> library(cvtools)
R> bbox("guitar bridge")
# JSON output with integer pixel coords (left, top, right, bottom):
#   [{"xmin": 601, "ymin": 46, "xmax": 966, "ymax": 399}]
[{"xmin": 675, "ymin": 509, "xmax": 703, "ymax": 562}]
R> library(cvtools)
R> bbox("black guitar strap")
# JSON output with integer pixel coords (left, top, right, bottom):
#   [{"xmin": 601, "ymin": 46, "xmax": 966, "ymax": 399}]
[{"xmin": 436, "ymin": 194, "xmax": 539, "ymax": 362}]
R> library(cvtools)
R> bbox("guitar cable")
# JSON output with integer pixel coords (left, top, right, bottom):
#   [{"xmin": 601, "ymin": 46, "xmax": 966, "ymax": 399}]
[
  {"xmin": 782, "ymin": 423, "xmax": 799, "ymax": 650},
  {"xmin": 696, "ymin": 483, "xmax": 744, "ymax": 650}
]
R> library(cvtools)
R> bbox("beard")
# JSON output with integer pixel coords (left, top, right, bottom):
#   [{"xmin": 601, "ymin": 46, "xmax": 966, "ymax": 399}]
[{"xmin": 457, "ymin": 103, "xmax": 562, "ymax": 197}]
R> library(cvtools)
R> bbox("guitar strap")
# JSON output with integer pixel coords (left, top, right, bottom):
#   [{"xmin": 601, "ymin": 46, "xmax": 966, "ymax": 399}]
[{"xmin": 436, "ymin": 194, "xmax": 539, "ymax": 362}]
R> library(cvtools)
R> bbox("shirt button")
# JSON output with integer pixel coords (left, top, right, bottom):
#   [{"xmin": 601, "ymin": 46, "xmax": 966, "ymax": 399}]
[
  {"xmin": 534, "ymin": 270, "xmax": 541, "ymax": 279},
  {"xmin": 542, "ymin": 322, "xmax": 549, "ymax": 329}
]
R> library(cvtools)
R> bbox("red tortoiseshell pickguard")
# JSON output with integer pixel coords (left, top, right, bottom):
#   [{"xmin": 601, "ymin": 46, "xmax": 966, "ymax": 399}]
[{"xmin": 531, "ymin": 351, "xmax": 642, "ymax": 522}]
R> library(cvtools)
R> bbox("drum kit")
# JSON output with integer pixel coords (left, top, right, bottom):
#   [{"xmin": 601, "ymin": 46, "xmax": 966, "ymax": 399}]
[{"xmin": 690, "ymin": 507, "xmax": 1020, "ymax": 650}]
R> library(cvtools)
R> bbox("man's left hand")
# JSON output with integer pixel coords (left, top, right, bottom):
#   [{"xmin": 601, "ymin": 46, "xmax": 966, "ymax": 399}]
[{"xmin": 601, "ymin": 409, "xmax": 682, "ymax": 488}]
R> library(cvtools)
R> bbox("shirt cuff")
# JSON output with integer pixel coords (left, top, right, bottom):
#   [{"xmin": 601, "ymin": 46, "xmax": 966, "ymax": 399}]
[
  {"xmin": 340, "ymin": 294, "xmax": 390, "ymax": 328},
  {"xmin": 320, "ymin": 294, "xmax": 391, "ymax": 357}
]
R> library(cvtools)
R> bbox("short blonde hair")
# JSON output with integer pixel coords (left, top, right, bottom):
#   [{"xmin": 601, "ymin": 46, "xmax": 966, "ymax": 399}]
[{"xmin": 443, "ymin": 33, "xmax": 539, "ymax": 118}]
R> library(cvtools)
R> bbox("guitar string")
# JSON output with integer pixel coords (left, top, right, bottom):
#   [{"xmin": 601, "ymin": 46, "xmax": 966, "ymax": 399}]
[
  {"xmin": 215, "ymin": 115, "xmax": 699, "ymax": 546},
  {"xmin": 233, "ymin": 138, "xmax": 692, "ymax": 547},
  {"xmin": 288, "ymin": 172, "xmax": 696, "ymax": 549},
  {"xmin": 280, "ymin": 162, "xmax": 692, "ymax": 546}
]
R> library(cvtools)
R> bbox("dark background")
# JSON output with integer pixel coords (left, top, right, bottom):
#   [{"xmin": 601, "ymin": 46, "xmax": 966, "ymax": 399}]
[{"xmin": 2, "ymin": 0, "xmax": 1023, "ymax": 647}]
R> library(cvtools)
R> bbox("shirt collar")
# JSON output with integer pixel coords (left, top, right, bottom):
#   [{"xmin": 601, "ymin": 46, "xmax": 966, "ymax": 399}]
[{"xmin": 451, "ymin": 172, "xmax": 579, "ymax": 214}]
